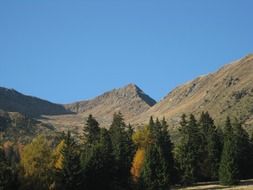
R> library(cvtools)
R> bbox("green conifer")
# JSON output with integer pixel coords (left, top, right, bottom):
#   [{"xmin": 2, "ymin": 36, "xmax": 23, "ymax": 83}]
[
  {"xmin": 83, "ymin": 114, "xmax": 100, "ymax": 145},
  {"xmin": 233, "ymin": 119, "xmax": 252, "ymax": 179},
  {"xmin": 83, "ymin": 128, "xmax": 114, "ymax": 190},
  {"xmin": 0, "ymin": 147, "xmax": 17, "ymax": 190},
  {"xmin": 56, "ymin": 131, "xmax": 82, "ymax": 190},
  {"xmin": 198, "ymin": 112, "xmax": 222, "ymax": 180},
  {"xmin": 139, "ymin": 118, "xmax": 174, "ymax": 189},
  {"xmin": 219, "ymin": 117, "xmax": 239, "ymax": 185},
  {"xmin": 176, "ymin": 114, "xmax": 202, "ymax": 184},
  {"xmin": 109, "ymin": 112, "xmax": 135, "ymax": 189}
]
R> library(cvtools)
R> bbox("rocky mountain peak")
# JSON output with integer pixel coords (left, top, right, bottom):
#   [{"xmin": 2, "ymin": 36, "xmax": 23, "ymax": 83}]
[
  {"xmin": 111, "ymin": 83, "xmax": 156, "ymax": 106},
  {"xmin": 65, "ymin": 83, "xmax": 156, "ymax": 113},
  {"xmin": 123, "ymin": 83, "xmax": 143, "ymax": 93},
  {"xmin": 43, "ymin": 84, "xmax": 157, "ymax": 129}
]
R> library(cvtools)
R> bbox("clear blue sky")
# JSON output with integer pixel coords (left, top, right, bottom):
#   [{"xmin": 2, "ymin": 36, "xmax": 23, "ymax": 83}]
[{"xmin": 0, "ymin": 1, "xmax": 253, "ymax": 103}]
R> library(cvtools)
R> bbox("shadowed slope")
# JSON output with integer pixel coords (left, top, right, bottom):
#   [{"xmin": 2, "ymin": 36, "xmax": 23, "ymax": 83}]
[{"xmin": 0, "ymin": 87, "xmax": 71, "ymax": 117}]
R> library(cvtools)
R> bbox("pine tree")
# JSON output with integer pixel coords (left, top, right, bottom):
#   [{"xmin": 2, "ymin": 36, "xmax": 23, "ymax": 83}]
[
  {"xmin": 82, "ymin": 128, "xmax": 114, "ymax": 190},
  {"xmin": 219, "ymin": 117, "xmax": 239, "ymax": 185},
  {"xmin": 248, "ymin": 133, "xmax": 253, "ymax": 179},
  {"xmin": 83, "ymin": 114, "xmax": 100, "ymax": 145},
  {"xmin": 139, "ymin": 118, "xmax": 174, "ymax": 190},
  {"xmin": 233, "ymin": 119, "xmax": 252, "ymax": 179},
  {"xmin": 159, "ymin": 118, "xmax": 175, "ymax": 184},
  {"xmin": 140, "ymin": 144, "xmax": 170, "ymax": 190},
  {"xmin": 148, "ymin": 116, "xmax": 155, "ymax": 136},
  {"xmin": 198, "ymin": 112, "xmax": 222, "ymax": 181},
  {"xmin": 0, "ymin": 147, "xmax": 18, "ymax": 190},
  {"xmin": 176, "ymin": 114, "xmax": 202, "ymax": 185},
  {"xmin": 109, "ymin": 112, "xmax": 135, "ymax": 189},
  {"xmin": 56, "ymin": 131, "xmax": 82, "ymax": 190}
]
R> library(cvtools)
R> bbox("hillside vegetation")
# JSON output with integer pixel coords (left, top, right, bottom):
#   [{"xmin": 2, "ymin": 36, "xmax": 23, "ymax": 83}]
[
  {"xmin": 1, "ymin": 112, "xmax": 253, "ymax": 190},
  {"xmin": 0, "ymin": 110, "xmax": 56, "ymax": 144}
]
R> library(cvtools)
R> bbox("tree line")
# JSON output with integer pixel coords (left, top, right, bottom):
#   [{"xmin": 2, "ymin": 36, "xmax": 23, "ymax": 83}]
[{"xmin": 1, "ymin": 112, "xmax": 253, "ymax": 190}]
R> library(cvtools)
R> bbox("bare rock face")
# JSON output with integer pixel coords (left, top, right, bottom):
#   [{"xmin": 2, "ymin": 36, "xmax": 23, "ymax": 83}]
[{"xmin": 133, "ymin": 54, "xmax": 253, "ymax": 128}]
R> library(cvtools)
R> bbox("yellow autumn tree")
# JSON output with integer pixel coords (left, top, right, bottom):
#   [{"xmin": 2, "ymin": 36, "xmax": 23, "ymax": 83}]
[
  {"xmin": 131, "ymin": 126, "xmax": 152, "ymax": 182},
  {"xmin": 131, "ymin": 148, "xmax": 145, "ymax": 182},
  {"xmin": 132, "ymin": 125, "xmax": 152, "ymax": 148},
  {"xmin": 53, "ymin": 140, "xmax": 65, "ymax": 170},
  {"xmin": 20, "ymin": 135, "xmax": 53, "ymax": 189}
]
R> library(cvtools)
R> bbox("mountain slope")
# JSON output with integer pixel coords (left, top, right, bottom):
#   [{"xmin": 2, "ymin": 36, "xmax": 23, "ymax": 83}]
[
  {"xmin": 0, "ymin": 87, "xmax": 71, "ymax": 117},
  {"xmin": 1, "ymin": 54, "xmax": 252, "ymax": 134},
  {"xmin": 41, "ymin": 84, "xmax": 156, "ymax": 131},
  {"xmin": 65, "ymin": 83, "xmax": 156, "ymax": 114},
  {"xmin": 0, "ymin": 109, "xmax": 55, "ymax": 143},
  {"xmin": 133, "ymin": 54, "xmax": 253, "ymax": 128}
]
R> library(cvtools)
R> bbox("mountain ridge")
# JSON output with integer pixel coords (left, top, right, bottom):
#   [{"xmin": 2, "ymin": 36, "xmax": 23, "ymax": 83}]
[
  {"xmin": 0, "ymin": 87, "xmax": 71, "ymax": 117},
  {"xmin": 64, "ymin": 83, "xmax": 156, "ymax": 113},
  {"xmin": 41, "ymin": 83, "xmax": 156, "ymax": 132},
  {"xmin": 0, "ymin": 54, "xmax": 253, "ymax": 133},
  {"xmin": 131, "ymin": 54, "xmax": 253, "ymax": 128}
]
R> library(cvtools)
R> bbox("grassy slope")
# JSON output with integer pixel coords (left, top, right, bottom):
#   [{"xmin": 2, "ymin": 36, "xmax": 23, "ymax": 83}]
[
  {"xmin": 132, "ymin": 54, "xmax": 253, "ymax": 130},
  {"xmin": 0, "ymin": 110, "xmax": 56, "ymax": 144}
]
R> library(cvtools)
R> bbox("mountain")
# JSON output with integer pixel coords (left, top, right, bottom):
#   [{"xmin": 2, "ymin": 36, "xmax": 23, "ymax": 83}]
[
  {"xmin": 40, "ymin": 84, "xmax": 156, "ymax": 132},
  {"xmin": 132, "ymin": 54, "xmax": 253, "ymax": 129},
  {"xmin": 0, "ymin": 87, "xmax": 71, "ymax": 117},
  {"xmin": 65, "ymin": 83, "xmax": 156, "ymax": 113},
  {"xmin": 1, "ymin": 54, "xmax": 253, "ymax": 135},
  {"xmin": 0, "ymin": 84, "xmax": 156, "ymax": 134}
]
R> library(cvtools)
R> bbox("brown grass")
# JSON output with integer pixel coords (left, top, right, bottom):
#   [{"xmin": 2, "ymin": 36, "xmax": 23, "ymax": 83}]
[{"xmin": 172, "ymin": 179, "xmax": 253, "ymax": 190}]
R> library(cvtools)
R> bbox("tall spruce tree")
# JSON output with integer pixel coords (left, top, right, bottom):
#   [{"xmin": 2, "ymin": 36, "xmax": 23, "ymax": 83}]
[
  {"xmin": 148, "ymin": 116, "xmax": 155, "ymax": 135},
  {"xmin": 159, "ymin": 118, "xmax": 176, "ymax": 184},
  {"xmin": 139, "ymin": 117, "xmax": 174, "ymax": 190},
  {"xmin": 82, "ymin": 128, "xmax": 114, "ymax": 190},
  {"xmin": 56, "ymin": 131, "xmax": 82, "ymax": 190},
  {"xmin": 233, "ymin": 119, "xmax": 253, "ymax": 179},
  {"xmin": 0, "ymin": 147, "xmax": 18, "ymax": 190},
  {"xmin": 198, "ymin": 112, "xmax": 222, "ymax": 181},
  {"xmin": 83, "ymin": 114, "xmax": 100, "ymax": 145},
  {"xmin": 219, "ymin": 117, "xmax": 239, "ymax": 185},
  {"xmin": 140, "ymin": 144, "xmax": 170, "ymax": 190},
  {"xmin": 249, "ymin": 133, "xmax": 253, "ymax": 179},
  {"xmin": 176, "ymin": 114, "xmax": 202, "ymax": 185},
  {"xmin": 109, "ymin": 112, "xmax": 135, "ymax": 189}
]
